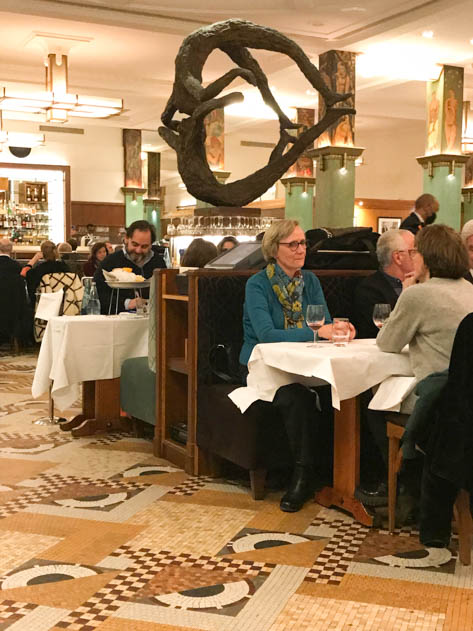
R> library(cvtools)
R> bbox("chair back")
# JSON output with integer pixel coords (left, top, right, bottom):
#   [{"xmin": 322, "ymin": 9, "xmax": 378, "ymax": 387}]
[
  {"xmin": 0, "ymin": 274, "xmax": 28, "ymax": 342},
  {"xmin": 34, "ymin": 272, "xmax": 83, "ymax": 342}
]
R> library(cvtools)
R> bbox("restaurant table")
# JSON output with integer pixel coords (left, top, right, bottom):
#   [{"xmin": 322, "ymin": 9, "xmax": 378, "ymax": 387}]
[
  {"xmin": 229, "ymin": 339, "xmax": 414, "ymax": 526},
  {"xmin": 32, "ymin": 314, "xmax": 149, "ymax": 437}
]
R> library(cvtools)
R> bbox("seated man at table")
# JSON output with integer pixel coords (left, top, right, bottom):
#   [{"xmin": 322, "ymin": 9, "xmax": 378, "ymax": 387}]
[
  {"xmin": 94, "ymin": 220, "xmax": 166, "ymax": 314},
  {"xmin": 0, "ymin": 239, "xmax": 21, "ymax": 277},
  {"xmin": 353, "ymin": 229, "xmax": 415, "ymax": 338},
  {"xmin": 240, "ymin": 219, "xmax": 355, "ymax": 513},
  {"xmin": 361, "ymin": 225, "xmax": 473, "ymax": 512}
]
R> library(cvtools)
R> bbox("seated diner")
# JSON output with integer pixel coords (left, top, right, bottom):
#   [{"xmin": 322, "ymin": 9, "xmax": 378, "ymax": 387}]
[{"xmin": 240, "ymin": 218, "xmax": 355, "ymax": 513}]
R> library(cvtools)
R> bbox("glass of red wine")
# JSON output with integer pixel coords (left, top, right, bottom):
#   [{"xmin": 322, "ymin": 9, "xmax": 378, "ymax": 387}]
[{"xmin": 306, "ymin": 304, "xmax": 325, "ymax": 347}]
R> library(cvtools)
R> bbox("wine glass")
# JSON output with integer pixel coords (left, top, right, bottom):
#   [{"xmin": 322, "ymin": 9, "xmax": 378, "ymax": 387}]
[
  {"xmin": 306, "ymin": 304, "xmax": 325, "ymax": 347},
  {"xmin": 373, "ymin": 303, "xmax": 391, "ymax": 330}
]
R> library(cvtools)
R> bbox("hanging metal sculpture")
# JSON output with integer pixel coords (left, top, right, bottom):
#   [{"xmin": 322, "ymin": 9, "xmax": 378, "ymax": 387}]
[{"xmin": 159, "ymin": 19, "xmax": 355, "ymax": 207}]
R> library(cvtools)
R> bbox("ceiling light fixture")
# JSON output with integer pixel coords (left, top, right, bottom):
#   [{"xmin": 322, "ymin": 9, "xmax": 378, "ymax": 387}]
[
  {"xmin": 422, "ymin": 30, "xmax": 434, "ymax": 38},
  {"xmin": 0, "ymin": 51, "xmax": 123, "ymax": 123}
]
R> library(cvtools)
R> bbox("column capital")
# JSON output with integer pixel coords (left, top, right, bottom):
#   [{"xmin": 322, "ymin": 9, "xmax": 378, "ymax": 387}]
[
  {"xmin": 462, "ymin": 187, "xmax": 473, "ymax": 202},
  {"xmin": 280, "ymin": 176, "xmax": 316, "ymax": 188},
  {"xmin": 417, "ymin": 153, "xmax": 469, "ymax": 168},
  {"xmin": 307, "ymin": 146, "xmax": 364, "ymax": 160},
  {"xmin": 121, "ymin": 186, "xmax": 147, "ymax": 195}
]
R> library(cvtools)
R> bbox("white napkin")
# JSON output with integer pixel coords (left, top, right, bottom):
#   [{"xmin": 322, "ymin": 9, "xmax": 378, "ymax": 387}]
[{"xmin": 35, "ymin": 290, "xmax": 64, "ymax": 321}]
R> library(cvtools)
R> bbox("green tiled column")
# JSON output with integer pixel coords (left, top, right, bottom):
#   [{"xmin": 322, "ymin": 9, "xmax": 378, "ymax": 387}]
[
  {"xmin": 121, "ymin": 187, "xmax": 147, "ymax": 225},
  {"xmin": 307, "ymin": 146, "xmax": 363, "ymax": 228},
  {"xmin": 280, "ymin": 177, "xmax": 315, "ymax": 232},
  {"xmin": 417, "ymin": 155, "xmax": 468, "ymax": 230},
  {"xmin": 462, "ymin": 188, "xmax": 473, "ymax": 225}
]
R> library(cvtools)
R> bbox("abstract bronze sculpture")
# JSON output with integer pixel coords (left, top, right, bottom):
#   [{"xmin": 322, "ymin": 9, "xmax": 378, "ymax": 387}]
[{"xmin": 159, "ymin": 19, "xmax": 355, "ymax": 207}]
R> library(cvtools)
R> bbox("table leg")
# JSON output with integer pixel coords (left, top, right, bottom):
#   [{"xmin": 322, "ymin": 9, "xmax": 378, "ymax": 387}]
[
  {"xmin": 59, "ymin": 382, "xmax": 96, "ymax": 431},
  {"xmin": 315, "ymin": 396, "xmax": 373, "ymax": 527},
  {"xmin": 71, "ymin": 378, "xmax": 131, "ymax": 437}
]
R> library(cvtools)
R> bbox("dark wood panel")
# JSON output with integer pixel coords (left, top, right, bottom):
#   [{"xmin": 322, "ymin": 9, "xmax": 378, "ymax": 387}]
[{"xmin": 71, "ymin": 201, "xmax": 125, "ymax": 227}]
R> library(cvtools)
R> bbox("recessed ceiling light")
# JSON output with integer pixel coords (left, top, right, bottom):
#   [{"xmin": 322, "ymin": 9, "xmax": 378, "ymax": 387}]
[
  {"xmin": 341, "ymin": 6, "xmax": 367, "ymax": 12},
  {"xmin": 422, "ymin": 30, "xmax": 434, "ymax": 38},
  {"xmin": 470, "ymin": 38, "xmax": 473, "ymax": 45}
]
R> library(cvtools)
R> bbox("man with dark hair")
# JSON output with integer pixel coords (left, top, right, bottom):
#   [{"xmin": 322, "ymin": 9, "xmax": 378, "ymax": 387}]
[
  {"xmin": 80, "ymin": 223, "xmax": 97, "ymax": 247},
  {"xmin": 400, "ymin": 194, "xmax": 439, "ymax": 235},
  {"xmin": 94, "ymin": 220, "xmax": 166, "ymax": 313}
]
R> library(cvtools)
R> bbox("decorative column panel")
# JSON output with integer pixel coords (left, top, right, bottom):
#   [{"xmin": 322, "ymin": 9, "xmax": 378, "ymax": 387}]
[
  {"xmin": 122, "ymin": 128, "xmax": 146, "ymax": 224},
  {"xmin": 144, "ymin": 152, "xmax": 162, "ymax": 238},
  {"xmin": 309, "ymin": 50, "xmax": 363, "ymax": 228},
  {"xmin": 195, "ymin": 109, "xmax": 229, "ymax": 209},
  {"xmin": 418, "ymin": 65, "xmax": 465, "ymax": 229}
]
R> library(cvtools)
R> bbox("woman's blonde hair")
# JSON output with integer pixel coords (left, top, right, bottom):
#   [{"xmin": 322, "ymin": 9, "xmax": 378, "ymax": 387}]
[
  {"xmin": 40, "ymin": 240, "xmax": 57, "ymax": 262},
  {"xmin": 261, "ymin": 219, "xmax": 300, "ymax": 262}
]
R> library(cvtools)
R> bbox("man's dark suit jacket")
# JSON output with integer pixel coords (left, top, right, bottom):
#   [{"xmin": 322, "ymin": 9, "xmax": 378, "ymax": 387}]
[
  {"xmin": 353, "ymin": 270, "xmax": 399, "ymax": 338},
  {"xmin": 0, "ymin": 256, "xmax": 21, "ymax": 277},
  {"xmin": 94, "ymin": 249, "xmax": 166, "ymax": 314},
  {"xmin": 400, "ymin": 212, "xmax": 424, "ymax": 235},
  {"xmin": 464, "ymin": 271, "xmax": 473, "ymax": 285}
]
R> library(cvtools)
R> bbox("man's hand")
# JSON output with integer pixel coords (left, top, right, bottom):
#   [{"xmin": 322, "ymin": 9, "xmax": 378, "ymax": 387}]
[
  {"xmin": 317, "ymin": 321, "xmax": 357, "ymax": 340},
  {"xmin": 402, "ymin": 272, "xmax": 416, "ymax": 289}
]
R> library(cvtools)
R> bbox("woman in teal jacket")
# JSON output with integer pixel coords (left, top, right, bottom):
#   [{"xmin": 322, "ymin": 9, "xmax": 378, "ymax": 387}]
[{"xmin": 240, "ymin": 219, "xmax": 355, "ymax": 512}]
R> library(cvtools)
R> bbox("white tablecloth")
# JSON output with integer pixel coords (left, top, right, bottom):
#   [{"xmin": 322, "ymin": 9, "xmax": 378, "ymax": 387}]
[
  {"xmin": 229, "ymin": 339, "xmax": 415, "ymax": 412},
  {"xmin": 32, "ymin": 315, "xmax": 149, "ymax": 411}
]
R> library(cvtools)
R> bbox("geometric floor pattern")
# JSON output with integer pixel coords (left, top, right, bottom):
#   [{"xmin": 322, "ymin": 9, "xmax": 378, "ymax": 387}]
[{"xmin": 0, "ymin": 348, "xmax": 472, "ymax": 630}]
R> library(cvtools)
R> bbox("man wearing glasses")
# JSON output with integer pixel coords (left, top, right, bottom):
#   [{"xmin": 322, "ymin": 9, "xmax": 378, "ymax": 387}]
[{"xmin": 353, "ymin": 229, "xmax": 415, "ymax": 339}]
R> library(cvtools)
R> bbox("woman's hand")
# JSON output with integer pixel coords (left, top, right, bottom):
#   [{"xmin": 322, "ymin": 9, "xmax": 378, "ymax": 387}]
[{"xmin": 317, "ymin": 322, "xmax": 357, "ymax": 340}]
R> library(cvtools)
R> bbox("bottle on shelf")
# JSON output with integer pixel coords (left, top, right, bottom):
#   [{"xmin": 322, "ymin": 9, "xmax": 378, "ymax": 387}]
[{"xmin": 86, "ymin": 282, "xmax": 101, "ymax": 316}]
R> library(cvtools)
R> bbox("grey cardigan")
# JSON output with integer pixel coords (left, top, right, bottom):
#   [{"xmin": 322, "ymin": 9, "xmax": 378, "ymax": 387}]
[{"xmin": 377, "ymin": 277, "xmax": 473, "ymax": 380}]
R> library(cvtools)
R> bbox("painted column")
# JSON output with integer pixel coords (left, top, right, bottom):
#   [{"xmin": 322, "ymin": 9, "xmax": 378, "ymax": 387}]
[
  {"xmin": 281, "ymin": 176, "xmax": 315, "ymax": 232},
  {"xmin": 144, "ymin": 151, "xmax": 161, "ymax": 238},
  {"xmin": 418, "ymin": 65, "xmax": 465, "ymax": 229},
  {"xmin": 462, "ymin": 188, "xmax": 473, "ymax": 225},
  {"xmin": 122, "ymin": 129, "xmax": 146, "ymax": 224},
  {"xmin": 307, "ymin": 146, "xmax": 363, "ymax": 227},
  {"xmin": 194, "ymin": 108, "xmax": 230, "ymax": 209},
  {"xmin": 309, "ymin": 50, "xmax": 363, "ymax": 228},
  {"xmin": 282, "ymin": 108, "xmax": 316, "ymax": 228}
]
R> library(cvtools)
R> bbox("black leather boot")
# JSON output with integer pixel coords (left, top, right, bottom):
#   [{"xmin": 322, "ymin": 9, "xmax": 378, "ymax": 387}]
[{"xmin": 280, "ymin": 463, "xmax": 315, "ymax": 512}]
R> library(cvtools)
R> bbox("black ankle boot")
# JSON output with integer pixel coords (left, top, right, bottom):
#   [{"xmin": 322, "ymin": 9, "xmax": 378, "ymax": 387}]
[{"xmin": 280, "ymin": 464, "xmax": 315, "ymax": 512}]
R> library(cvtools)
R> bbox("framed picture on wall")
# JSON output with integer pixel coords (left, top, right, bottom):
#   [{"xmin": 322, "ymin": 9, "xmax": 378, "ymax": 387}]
[{"xmin": 377, "ymin": 217, "xmax": 402, "ymax": 233}]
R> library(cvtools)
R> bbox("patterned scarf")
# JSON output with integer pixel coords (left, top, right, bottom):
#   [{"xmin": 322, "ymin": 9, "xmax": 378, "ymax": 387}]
[{"xmin": 266, "ymin": 262, "xmax": 304, "ymax": 329}]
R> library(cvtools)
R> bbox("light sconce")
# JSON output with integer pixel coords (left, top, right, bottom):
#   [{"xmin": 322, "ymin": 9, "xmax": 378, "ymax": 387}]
[
  {"xmin": 339, "ymin": 153, "xmax": 348, "ymax": 174},
  {"xmin": 448, "ymin": 160, "xmax": 456, "ymax": 179},
  {"xmin": 131, "ymin": 190, "xmax": 138, "ymax": 205},
  {"xmin": 301, "ymin": 181, "xmax": 308, "ymax": 197},
  {"xmin": 428, "ymin": 160, "xmax": 434, "ymax": 178}
]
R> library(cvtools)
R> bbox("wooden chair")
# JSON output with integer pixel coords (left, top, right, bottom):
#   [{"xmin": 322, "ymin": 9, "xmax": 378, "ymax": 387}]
[{"xmin": 386, "ymin": 416, "xmax": 472, "ymax": 565}]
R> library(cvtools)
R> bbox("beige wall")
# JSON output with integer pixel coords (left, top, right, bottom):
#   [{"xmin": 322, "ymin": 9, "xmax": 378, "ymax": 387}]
[{"xmin": 355, "ymin": 118, "xmax": 425, "ymax": 200}]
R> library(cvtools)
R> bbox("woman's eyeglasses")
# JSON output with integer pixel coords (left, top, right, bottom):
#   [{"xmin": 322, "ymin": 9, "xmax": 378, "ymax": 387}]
[{"xmin": 279, "ymin": 239, "xmax": 308, "ymax": 251}]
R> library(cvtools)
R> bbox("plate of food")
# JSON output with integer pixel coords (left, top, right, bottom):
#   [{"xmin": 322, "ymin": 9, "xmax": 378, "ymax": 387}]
[{"xmin": 103, "ymin": 268, "xmax": 151, "ymax": 289}]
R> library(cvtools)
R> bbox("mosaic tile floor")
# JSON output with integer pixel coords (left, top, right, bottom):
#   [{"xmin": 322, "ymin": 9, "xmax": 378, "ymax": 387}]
[{"xmin": 0, "ymin": 347, "xmax": 472, "ymax": 630}]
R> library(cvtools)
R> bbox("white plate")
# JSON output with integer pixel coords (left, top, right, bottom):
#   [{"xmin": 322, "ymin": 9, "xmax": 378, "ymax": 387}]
[{"xmin": 105, "ymin": 280, "xmax": 150, "ymax": 289}]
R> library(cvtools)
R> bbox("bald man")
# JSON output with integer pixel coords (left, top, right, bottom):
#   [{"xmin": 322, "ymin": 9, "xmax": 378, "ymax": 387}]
[
  {"xmin": 400, "ymin": 194, "xmax": 439, "ymax": 235},
  {"xmin": 0, "ymin": 239, "xmax": 21, "ymax": 277}
]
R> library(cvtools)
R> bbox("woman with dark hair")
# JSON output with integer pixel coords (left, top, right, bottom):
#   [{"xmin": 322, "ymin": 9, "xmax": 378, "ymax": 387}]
[
  {"xmin": 181, "ymin": 238, "xmax": 217, "ymax": 268},
  {"xmin": 377, "ymin": 224, "xmax": 473, "ymax": 380},
  {"xmin": 23, "ymin": 240, "xmax": 70, "ymax": 303},
  {"xmin": 217, "ymin": 235, "xmax": 239, "ymax": 255},
  {"xmin": 83, "ymin": 242, "xmax": 108, "ymax": 277}
]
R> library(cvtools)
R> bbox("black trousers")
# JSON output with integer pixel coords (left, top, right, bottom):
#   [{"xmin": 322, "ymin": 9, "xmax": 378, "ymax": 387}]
[
  {"xmin": 419, "ymin": 460, "xmax": 458, "ymax": 547},
  {"xmin": 272, "ymin": 382, "xmax": 333, "ymax": 481}
]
